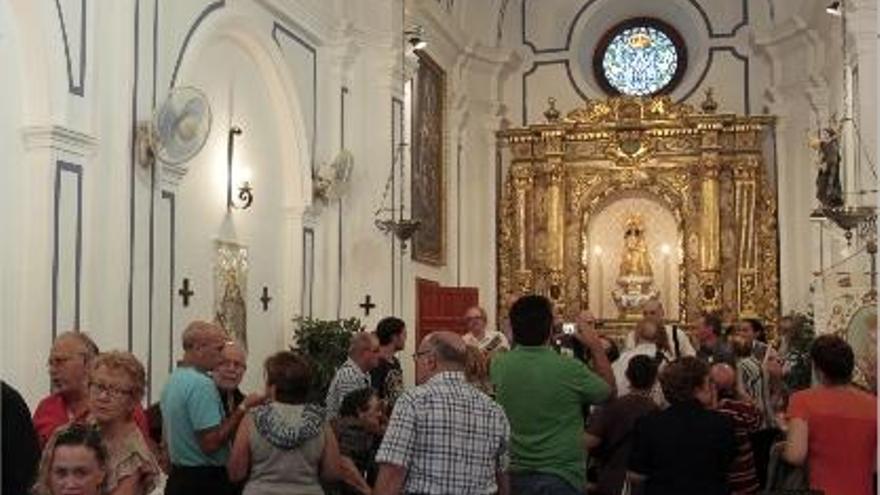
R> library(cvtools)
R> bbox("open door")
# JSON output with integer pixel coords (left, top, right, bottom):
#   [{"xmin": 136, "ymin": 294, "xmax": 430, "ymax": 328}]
[{"xmin": 415, "ymin": 278, "xmax": 478, "ymax": 344}]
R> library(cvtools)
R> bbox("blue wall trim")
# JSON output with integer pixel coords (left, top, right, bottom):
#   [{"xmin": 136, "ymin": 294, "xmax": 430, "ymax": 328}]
[
  {"xmin": 271, "ymin": 21, "xmax": 318, "ymax": 174},
  {"xmin": 52, "ymin": 161, "xmax": 83, "ymax": 338},
  {"xmin": 337, "ymin": 87, "xmax": 348, "ymax": 318},
  {"xmin": 53, "ymin": 0, "xmax": 87, "ymax": 96},
  {"xmin": 521, "ymin": 0, "xmax": 748, "ymax": 55},
  {"xmin": 147, "ymin": 0, "xmax": 157, "ymax": 402},
  {"xmin": 391, "ymin": 97, "xmax": 404, "ymax": 313},
  {"xmin": 169, "ymin": 0, "xmax": 226, "ymax": 89},
  {"xmin": 161, "ymin": 191, "xmax": 176, "ymax": 373},
  {"xmin": 520, "ymin": 0, "xmax": 753, "ymax": 124},
  {"xmin": 301, "ymin": 228, "xmax": 314, "ymax": 317},
  {"xmin": 127, "ymin": 0, "xmax": 140, "ymax": 352}
]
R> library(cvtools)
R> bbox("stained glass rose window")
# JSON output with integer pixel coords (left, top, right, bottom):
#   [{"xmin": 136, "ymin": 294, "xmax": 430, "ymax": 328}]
[{"xmin": 594, "ymin": 18, "xmax": 687, "ymax": 96}]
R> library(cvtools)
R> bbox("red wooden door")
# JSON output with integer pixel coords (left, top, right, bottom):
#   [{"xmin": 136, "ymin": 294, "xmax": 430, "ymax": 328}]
[{"xmin": 415, "ymin": 278, "xmax": 478, "ymax": 344}]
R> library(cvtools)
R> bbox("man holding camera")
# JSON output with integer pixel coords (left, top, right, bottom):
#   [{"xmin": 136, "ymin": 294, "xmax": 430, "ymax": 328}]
[{"xmin": 491, "ymin": 295, "xmax": 615, "ymax": 495}]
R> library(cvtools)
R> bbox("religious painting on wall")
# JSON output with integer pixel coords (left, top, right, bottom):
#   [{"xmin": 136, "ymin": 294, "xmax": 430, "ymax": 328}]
[
  {"xmin": 215, "ymin": 240, "xmax": 248, "ymax": 348},
  {"xmin": 412, "ymin": 51, "xmax": 446, "ymax": 266}
]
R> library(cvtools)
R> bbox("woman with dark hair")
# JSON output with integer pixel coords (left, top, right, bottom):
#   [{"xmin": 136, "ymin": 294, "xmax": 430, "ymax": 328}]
[
  {"xmin": 227, "ymin": 351, "xmax": 344, "ymax": 495},
  {"xmin": 627, "ymin": 357, "xmax": 736, "ymax": 495},
  {"xmin": 329, "ymin": 388, "xmax": 384, "ymax": 494},
  {"xmin": 780, "ymin": 335, "xmax": 877, "ymax": 495},
  {"xmin": 33, "ymin": 424, "xmax": 108, "ymax": 495}
]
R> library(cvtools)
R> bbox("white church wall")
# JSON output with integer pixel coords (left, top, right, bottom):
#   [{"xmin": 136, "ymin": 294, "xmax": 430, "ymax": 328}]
[
  {"xmin": 0, "ymin": 0, "xmax": 410, "ymax": 406},
  {"xmin": 512, "ymin": 0, "xmax": 761, "ymax": 127}
]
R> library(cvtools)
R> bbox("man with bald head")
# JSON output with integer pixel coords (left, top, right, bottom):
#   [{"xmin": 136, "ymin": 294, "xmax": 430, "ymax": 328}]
[
  {"xmin": 624, "ymin": 300, "xmax": 696, "ymax": 360},
  {"xmin": 161, "ymin": 321, "xmax": 264, "ymax": 495},
  {"xmin": 326, "ymin": 332, "xmax": 381, "ymax": 419},
  {"xmin": 711, "ymin": 362, "xmax": 763, "ymax": 495},
  {"xmin": 374, "ymin": 331, "xmax": 510, "ymax": 495}
]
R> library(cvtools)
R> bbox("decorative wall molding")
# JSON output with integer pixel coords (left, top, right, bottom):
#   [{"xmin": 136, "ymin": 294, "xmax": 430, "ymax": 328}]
[
  {"xmin": 160, "ymin": 190, "xmax": 176, "ymax": 374},
  {"xmin": 52, "ymin": 161, "xmax": 83, "ymax": 338},
  {"xmin": 170, "ymin": 0, "xmax": 226, "ymax": 89},
  {"xmin": 272, "ymin": 21, "xmax": 318, "ymax": 173},
  {"xmin": 301, "ymin": 227, "xmax": 315, "ymax": 317},
  {"xmin": 519, "ymin": 0, "xmax": 754, "ymax": 123},
  {"xmin": 53, "ymin": 0, "xmax": 87, "ymax": 96},
  {"xmin": 22, "ymin": 125, "xmax": 98, "ymax": 157}
]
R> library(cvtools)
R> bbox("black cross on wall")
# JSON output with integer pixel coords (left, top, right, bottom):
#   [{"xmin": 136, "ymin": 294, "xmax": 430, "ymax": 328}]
[
  {"xmin": 359, "ymin": 294, "xmax": 376, "ymax": 316},
  {"xmin": 260, "ymin": 286, "xmax": 272, "ymax": 311},
  {"xmin": 178, "ymin": 278, "xmax": 194, "ymax": 307}
]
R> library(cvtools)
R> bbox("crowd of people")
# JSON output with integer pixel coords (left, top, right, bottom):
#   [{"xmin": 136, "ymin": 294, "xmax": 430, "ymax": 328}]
[{"xmin": 1, "ymin": 295, "xmax": 876, "ymax": 495}]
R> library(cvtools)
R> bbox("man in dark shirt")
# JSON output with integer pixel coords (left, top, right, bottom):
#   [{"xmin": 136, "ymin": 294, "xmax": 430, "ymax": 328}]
[
  {"xmin": 2, "ymin": 381, "xmax": 40, "ymax": 495},
  {"xmin": 628, "ymin": 357, "xmax": 736, "ymax": 495},
  {"xmin": 586, "ymin": 355, "xmax": 660, "ymax": 495},
  {"xmin": 696, "ymin": 312, "xmax": 735, "ymax": 366},
  {"xmin": 370, "ymin": 316, "xmax": 406, "ymax": 408}
]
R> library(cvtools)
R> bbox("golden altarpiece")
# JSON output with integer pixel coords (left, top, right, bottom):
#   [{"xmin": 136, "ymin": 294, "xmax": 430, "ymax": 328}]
[{"xmin": 496, "ymin": 95, "xmax": 780, "ymax": 334}]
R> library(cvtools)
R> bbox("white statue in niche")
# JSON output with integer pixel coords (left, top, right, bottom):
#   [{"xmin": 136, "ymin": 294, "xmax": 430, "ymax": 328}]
[{"xmin": 612, "ymin": 213, "xmax": 659, "ymax": 319}]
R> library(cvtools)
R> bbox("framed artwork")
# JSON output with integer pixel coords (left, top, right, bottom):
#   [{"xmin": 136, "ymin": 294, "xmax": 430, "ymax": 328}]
[
  {"xmin": 412, "ymin": 51, "xmax": 446, "ymax": 266},
  {"xmin": 214, "ymin": 240, "xmax": 248, "ymax": 348}
]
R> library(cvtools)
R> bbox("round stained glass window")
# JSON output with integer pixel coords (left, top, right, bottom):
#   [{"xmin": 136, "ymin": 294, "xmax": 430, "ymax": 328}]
[{"xmin": 594, "ymin": 18, "xmax": 687, "ymax": 96}]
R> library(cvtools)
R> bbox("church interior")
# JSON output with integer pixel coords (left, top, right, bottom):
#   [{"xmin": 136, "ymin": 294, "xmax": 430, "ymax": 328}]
[{"xmin": 2, "ymin": 0, "xmax": 877, "ymax": 448}]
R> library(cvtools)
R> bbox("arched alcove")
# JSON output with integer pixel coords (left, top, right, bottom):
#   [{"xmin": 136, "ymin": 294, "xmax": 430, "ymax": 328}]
[
  {"xmin": 152, "ymin": 12, "xmax": 314, "ymax": 395},
  {"xmin": 586, "ymin": 191, "xmax": 682, "ymax": 320}
]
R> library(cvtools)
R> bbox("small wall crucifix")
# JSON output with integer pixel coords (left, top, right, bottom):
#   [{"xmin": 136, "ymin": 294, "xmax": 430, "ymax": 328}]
[
  {"xmin": 178, "ymin": 278, "xmax": 194, "ymax": 307},
  {"xmin": 359, "ymin": 294, "xmax": 376, "ymax": 316},
  {"xmin": 260, "ymin": 286, "xmax": 272, "ymax": 311}
]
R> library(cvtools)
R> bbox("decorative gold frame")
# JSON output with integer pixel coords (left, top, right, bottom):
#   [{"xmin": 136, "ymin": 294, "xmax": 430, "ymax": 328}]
[
  {"xmin": 411, "ymin": 51, "xmax": 447, "ymax": 266},
  {"xmin": 496, "ymin": 95, "xmax": 779, "ymax": 332}
]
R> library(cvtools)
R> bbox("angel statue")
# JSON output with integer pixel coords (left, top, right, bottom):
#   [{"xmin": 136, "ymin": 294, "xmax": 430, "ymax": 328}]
[{"xmin": 810, "ymin": 121, "xmax": 844, "ymax": 209}]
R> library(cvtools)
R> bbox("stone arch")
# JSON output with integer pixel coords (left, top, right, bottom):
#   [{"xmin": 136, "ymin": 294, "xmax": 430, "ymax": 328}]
[
  {"xmin": 171, "ymin": 9, "xmax": 312, "ymax": 211},
  {"xmin": 576, "ymin": 175, "xmax": 694, "ymax": 321}
]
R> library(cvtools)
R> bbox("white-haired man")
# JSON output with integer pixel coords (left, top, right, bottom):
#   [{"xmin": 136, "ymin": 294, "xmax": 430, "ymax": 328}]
[{"xmin": 624, "ymin": 300, "xmax": 696, "ymax": 360}]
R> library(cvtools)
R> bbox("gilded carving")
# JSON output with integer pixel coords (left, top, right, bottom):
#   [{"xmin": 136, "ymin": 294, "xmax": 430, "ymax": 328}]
[{"xmin": 497, "ymin": 96, "xmax": 779, "ymax": 333}]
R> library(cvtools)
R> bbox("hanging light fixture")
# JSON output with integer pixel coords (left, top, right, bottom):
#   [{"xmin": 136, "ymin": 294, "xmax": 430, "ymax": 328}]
[
  {"xmin": 373, "ymin": 0, "xmax": 421, "ymax": 248},
  {"xmin": 825, "ymin": 1, "xmax": 842, "ymax": 16}
]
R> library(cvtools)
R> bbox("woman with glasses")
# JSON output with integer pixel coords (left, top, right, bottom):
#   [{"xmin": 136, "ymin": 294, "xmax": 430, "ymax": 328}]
[
  {"xmin": 87, "ymin": 351, "xmax": 159, "ymax": 495},
  {"xmin": 33, "ymin": 423, "xmax": 108, "ymax": 495}
]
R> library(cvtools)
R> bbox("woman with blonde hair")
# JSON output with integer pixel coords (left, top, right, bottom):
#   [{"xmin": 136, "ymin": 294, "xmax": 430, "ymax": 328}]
[{"xmin": 87, "ymin": 351, "xmax": 159, "ymax": 495}]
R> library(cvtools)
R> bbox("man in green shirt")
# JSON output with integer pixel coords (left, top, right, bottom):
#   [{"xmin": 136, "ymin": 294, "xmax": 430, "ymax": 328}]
[{"xmin": 491, "ymin": 295, "xmax": 615, "ymax": 495}]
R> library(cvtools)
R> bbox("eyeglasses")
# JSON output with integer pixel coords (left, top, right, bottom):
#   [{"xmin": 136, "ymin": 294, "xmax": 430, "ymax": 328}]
[{"xmin": 89, "ymin": 381, "xmax": 133, "ymax": 399}]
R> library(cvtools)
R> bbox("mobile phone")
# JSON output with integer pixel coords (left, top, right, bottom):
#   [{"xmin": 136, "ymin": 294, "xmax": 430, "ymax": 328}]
[{"xmin": 562, "ymin": 322, "xmax": 577, "ymax": 335}]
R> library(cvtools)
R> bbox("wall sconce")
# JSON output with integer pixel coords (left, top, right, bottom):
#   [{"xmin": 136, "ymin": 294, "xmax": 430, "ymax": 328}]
[
  {"xmin": 825, "ymin": 1, "xmax": 842, "ymax": 16},
  {"xmin": 227, "ymin": 126, "xmax": 253, "ymax": 210},
  {"xmin": 404, "ymin": 26, "xmax": 427, "ymax": 50}
]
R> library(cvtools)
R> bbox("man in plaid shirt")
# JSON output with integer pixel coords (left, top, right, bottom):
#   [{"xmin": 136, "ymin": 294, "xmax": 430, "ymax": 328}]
[
  {"xmin": 374, "ymin": 331, "xmax": 511, "ymax": 495},
  {"xmin": 326, "ymin": 332, "xmax": 381, "ymax": 419}
]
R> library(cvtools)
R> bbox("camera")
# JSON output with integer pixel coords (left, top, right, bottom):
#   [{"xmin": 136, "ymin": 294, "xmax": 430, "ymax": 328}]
[{"xmin": 561, "ymin": 322, "xmax": 577, "ymax": 335}]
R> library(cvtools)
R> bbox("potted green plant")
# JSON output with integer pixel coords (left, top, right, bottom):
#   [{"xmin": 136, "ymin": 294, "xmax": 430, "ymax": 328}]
[{"xmin": 291, "ymin": 316, "xmax": 362, "ymax": 397}]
